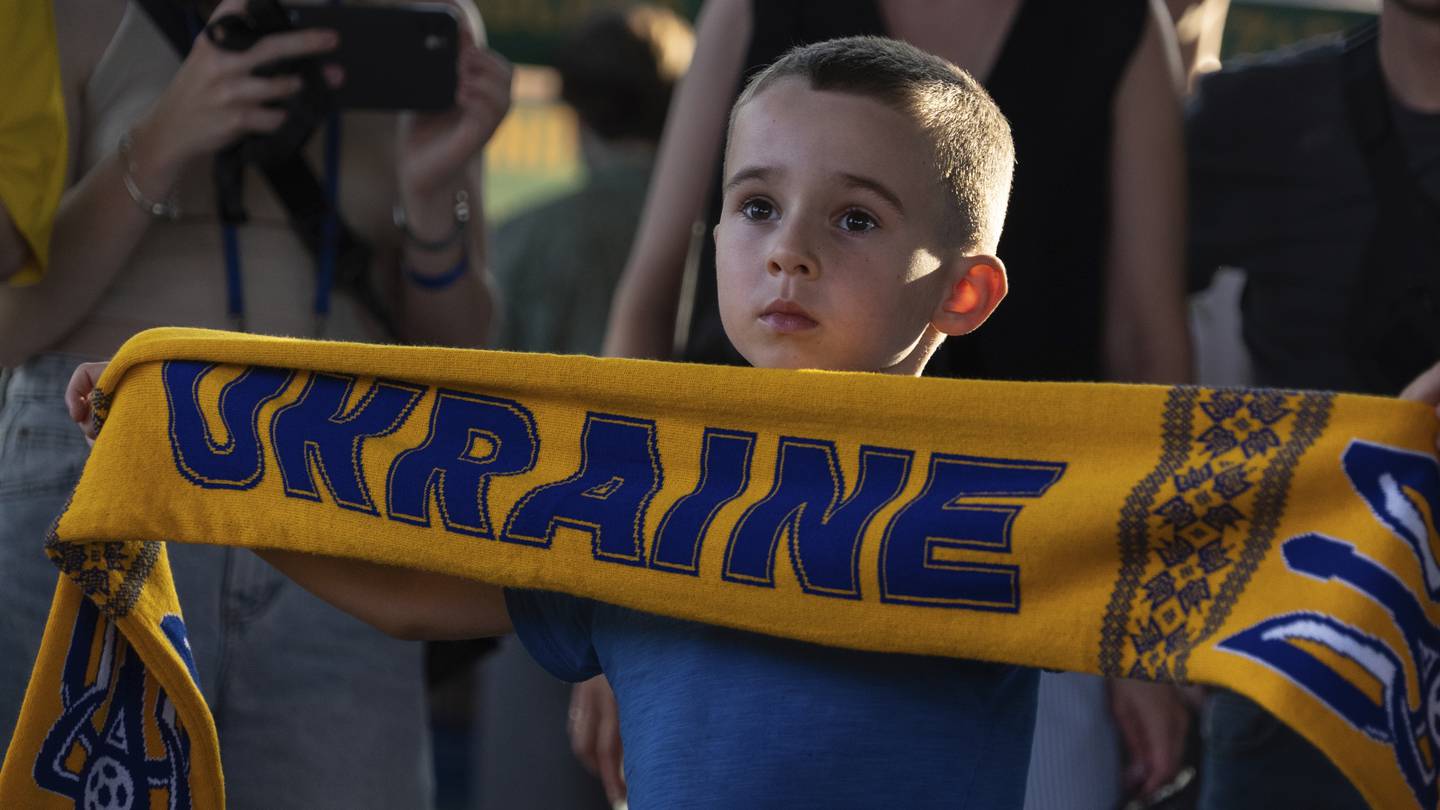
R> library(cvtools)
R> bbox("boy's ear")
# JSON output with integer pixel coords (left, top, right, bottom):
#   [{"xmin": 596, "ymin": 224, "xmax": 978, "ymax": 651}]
[{"xmin": 933, "ymin": 255, "xmax": 1007, "ymax": 336}]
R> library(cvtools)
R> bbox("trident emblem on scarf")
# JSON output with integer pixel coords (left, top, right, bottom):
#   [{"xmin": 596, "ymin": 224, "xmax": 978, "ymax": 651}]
[{"xmin": 1221, "ymin": 440, "xmax": 1440, "ymax": 810}]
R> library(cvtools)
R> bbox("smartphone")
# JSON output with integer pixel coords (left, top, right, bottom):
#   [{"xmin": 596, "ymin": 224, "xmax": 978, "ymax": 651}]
[{"xmin": 286, "ymin": 3, "xmax": 460, "ymax": 111}]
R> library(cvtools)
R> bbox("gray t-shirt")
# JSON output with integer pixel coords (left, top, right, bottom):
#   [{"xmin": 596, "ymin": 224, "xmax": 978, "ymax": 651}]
[{"xmin": 1188, "ymin": 33, "xmax": 1440, "ymax": 392}]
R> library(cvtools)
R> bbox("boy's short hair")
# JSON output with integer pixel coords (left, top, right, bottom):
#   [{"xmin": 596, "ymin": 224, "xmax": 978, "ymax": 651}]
[{"xmin": 732, "ymin": 36, "xmax": 1014, "ymax": 253}]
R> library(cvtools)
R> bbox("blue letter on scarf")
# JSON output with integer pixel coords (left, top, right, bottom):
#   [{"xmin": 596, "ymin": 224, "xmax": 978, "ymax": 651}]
[
  {"xmin": 723, "ymin": 440, "xmax": 912, "ymax": 597},
  {"xmin": 164, "ymin": 360, "xmax": 292, "ymax": 490},
  {"xmin": 271, "ymin": 373, "xmax": 424, "ymax": 515},
  {"xmin": 650, "ymin": 428, "xmax": 756, "ymax": 575},
  {"xmin": 880, "ymin": 453, "xmax": 1066, "ymax": 611},
  {"xmin": 502, "ymin": 412, "xmax": 661, "ymax": 565},
  {"xmin": 387, "ymin": 390, "xmax": 539, "ymax": 538}
]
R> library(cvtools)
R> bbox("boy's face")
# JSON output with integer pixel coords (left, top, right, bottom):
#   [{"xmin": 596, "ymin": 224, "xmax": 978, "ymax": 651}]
[{"xmin": 715, "ymin": 79, "xmax": 958, "ymax": 374}]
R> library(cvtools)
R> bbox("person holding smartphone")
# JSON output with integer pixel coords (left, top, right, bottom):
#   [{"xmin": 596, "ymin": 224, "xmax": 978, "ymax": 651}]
[{"xmin": 0, "ymin": 1, "xmax": 510, "ymax": 805}]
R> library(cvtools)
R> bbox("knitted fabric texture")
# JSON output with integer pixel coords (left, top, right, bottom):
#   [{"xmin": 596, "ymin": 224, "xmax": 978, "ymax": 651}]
[{"xmin": 4, "ymin": 327, "xmax": 1440, "ymax": 809}]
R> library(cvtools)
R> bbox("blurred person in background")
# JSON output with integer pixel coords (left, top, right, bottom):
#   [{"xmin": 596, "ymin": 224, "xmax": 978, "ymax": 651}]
[
  {"xmin": 475, "ymin": 6, "xmax": 692, "ymax": 808},
  {"xmin": 0, "ymin": 1, "xmax": 510, "ymax": 806},
  {"xmin": 1188, "ymin": 0, "xmax": 1440, "ymax": 807},
  {"xmin": 587, "ymin": 1, "xmax": 1195, "ymax": 808},
  {"xmin": 488, "ymin": 4, "xmax": 693, "ymax": 355}
]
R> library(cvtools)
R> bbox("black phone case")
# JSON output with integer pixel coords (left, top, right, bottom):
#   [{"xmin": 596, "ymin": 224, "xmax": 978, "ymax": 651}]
[{"xmin": 288, "ymin": 4, "xmax": 459, "ymax": 111}]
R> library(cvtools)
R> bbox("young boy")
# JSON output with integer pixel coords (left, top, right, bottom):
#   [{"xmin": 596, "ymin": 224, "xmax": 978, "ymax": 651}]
[{"xmin": 69, "ymin": 36, "xmax": 1028, "ymax": 807}]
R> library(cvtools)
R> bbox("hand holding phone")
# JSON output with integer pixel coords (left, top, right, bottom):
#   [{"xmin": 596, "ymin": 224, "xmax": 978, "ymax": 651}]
[
  {"xmin": 126, "ymin": 0, "xmax": 339, "ymax": 185},
  {"xmin": 395, "ymin": 19, "xmax": 513, "ymax": 229},
  {"xmin": 284, "ymin": 2, "xmax": 463, "ymax": 111}
]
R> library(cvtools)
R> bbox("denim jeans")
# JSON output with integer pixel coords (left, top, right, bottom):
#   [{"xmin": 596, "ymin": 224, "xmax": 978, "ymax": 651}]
[
  {"xmin": 0, "ymin": 354, "xmax": 433, "ymax": 808},
  {"xmin": 0, "ymin": 354, "xmax": 91, "ymax": 762},
  {"xmin": 1023, "ymin": 672, "xmax": 1122, "ymax": 810},
  {"xmin": 1199, "ymin": 688, "xmax": 1369, "ymax": 810}
]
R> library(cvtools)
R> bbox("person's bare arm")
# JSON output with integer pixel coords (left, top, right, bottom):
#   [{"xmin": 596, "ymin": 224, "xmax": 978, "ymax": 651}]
[
  {"xmin": 0, "ymin": 201, "xmax": 28, "ymax": 282},
  {"xmin": 386, "ymin": 21, "xmax": 511, "ymax": 349},
  {"xmin": 1103, "ymin": 3, "xmax": 1196, "ymax": 798},
  {"xmin": 601, "ymin": 0, "xmax": 751, "ymax": 359},
  {"xmin": 0, "ymin": 0, "xmax": 342, "ymax": 367},
  {"xmin": 259, "ymin": 549, "xmax": 512, "ymax": 640},
  {"xmin": 1102, "ymin": 0, "xmax": 1193, "ymax": 385}
]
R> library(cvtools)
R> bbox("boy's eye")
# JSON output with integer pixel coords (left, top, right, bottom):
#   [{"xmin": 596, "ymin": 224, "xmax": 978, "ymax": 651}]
[
  {"xmin": 739, "ymin": 198, "xmax": 776, "ymax": 220},
  {"xmin": 838, "ymin": 210, "xmax": 877, "ymax": 232}
]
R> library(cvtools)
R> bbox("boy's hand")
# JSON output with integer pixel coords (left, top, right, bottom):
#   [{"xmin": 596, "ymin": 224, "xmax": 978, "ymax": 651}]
[
  {"xmin": 65, "ymin": 361, "xmax": 109, "ymax": 445},
  {"xmin": 569, "ymin": 675, "xmax": 626, "ymax": 806},
  {"xmin": 1109, "ymin": 678, "xmax": 1191, "ymax": 800},
  {"xmin": 1401, "ymin": 361, "xmax": 1440, "ymax": 454}
]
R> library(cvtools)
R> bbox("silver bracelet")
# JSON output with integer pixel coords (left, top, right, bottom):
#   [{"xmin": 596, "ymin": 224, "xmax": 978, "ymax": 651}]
[
  {"xmin": 118, "ymin": 131, "xmax": 179, "ymax": 221},
  {"xmin": 392, "ymin": 189, "xmax": 469, "ymax": 252}
]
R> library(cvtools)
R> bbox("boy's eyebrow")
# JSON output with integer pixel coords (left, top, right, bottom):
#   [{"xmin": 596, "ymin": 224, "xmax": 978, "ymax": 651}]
[
  {"xmin": 723, "ymin": 165, "xmax": 771, "ymax": 193},
  {"xmin": 839, "ymin": 173, "xmax": 905, "ymax": 215}
]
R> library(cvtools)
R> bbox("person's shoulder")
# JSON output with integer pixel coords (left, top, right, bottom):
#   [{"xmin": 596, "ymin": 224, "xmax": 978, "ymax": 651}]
[
  {"xmin": 1191, "ymin": 33, "xmax": 1344, "ymax": 122},
  {"xmin": 1188, "ymin": 34, "xmax": 1349, "ymax": 169}
]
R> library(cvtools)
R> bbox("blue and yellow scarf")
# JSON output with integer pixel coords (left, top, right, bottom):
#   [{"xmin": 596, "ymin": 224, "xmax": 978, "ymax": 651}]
[{"xmin": 4, "ymin": 327, "xmax": 1440, "ymax": 808}]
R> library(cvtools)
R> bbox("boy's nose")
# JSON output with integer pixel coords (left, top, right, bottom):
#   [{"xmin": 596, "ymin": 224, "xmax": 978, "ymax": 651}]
[{"xmin": 766, "ymin": 239, "xmax": 819, "ymax": 279}]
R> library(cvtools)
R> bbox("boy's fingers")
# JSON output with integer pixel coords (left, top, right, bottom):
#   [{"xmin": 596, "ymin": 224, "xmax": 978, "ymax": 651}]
[
  {"xmin": 568, "ymin": 685, "xmax": 600, "ymax": 771},
  {"xmin": 65, "ymin": 362, "xmax": 108, "ymax": 442},
  {"xmin": 1400, "ymin": 360, "xmax": 1440, "ymax": 405},
  {"xmin": 64, "ymin": 382, "xmax": 88, "ymax": 424},
  {"xmin": 1111, "ymin": 679, "xmax": 1189, "ymax": 798},
  {"xmin": 596, "ymin": 706, "xmax": 625, "ymax": 803},
  {"xmin": 1113, "ymin": 701, "xmax": 1148, "ymax": 790},
  {"xmin": 570, "ymin": 676, "xmax": 625, "ymax": 803},
  {"xmin": 65, "ymin": 363, "xmax": 100, "ymax": 422}
]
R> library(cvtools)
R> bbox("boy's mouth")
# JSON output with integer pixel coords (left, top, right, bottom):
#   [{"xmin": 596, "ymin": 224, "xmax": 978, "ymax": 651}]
[{"xmin": 759, "ymin": 299, "xmax": 818, "ymax": 333}]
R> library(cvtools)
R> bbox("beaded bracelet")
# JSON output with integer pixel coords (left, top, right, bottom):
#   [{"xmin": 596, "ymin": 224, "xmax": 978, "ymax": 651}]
[{"xmin": 402, "ymin": 251, "xmax": 470, "ymax": 289}]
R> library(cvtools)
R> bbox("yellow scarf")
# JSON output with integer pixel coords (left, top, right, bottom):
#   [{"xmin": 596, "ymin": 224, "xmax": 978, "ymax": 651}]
[{"xmin": 5, "ymin": 327, "xmax": 1440, "ymax": 809}]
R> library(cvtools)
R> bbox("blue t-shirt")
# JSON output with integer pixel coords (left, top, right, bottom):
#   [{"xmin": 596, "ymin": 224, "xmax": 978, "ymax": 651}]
[{"xmin": 505, "ymin": 589, "xmax": 1038, "ymax": 809}]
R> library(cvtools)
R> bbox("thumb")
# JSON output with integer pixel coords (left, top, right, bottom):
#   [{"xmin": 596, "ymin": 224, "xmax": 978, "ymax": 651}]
[
  {"xmin": 208, "ymin": 0, "xmax": 250, "ymax": 22},
  {"xmin": 1112, "ymin": 695, "xmax": 1150, "ymax": 792}
]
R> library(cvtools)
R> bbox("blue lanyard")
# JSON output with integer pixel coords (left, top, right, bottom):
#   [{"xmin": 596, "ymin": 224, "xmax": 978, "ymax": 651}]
[
  {"xmin": 220, "ymin": 114, "xmax": 341, "ymax": 336},
  {"xmin": 210, "ymin": 1, "xmax": 343, "ymax": 336}
]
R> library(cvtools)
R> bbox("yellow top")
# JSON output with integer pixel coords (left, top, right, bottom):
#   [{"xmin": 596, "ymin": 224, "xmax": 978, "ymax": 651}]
[{"xmin": 0, "ymin": 1, "xmax": 67, "ymax": 285}]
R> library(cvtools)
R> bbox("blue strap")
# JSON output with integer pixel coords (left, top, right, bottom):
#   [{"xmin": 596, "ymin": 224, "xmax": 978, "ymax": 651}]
[
  {"xmin": 402, "ymin": 252, "xmax": 470, "ymax": 290},
  {"xmin": 221, "ymin": 0, "xmax": 344, "ymax": 334},
  {"xmin": 221, "ymin": 120, "xmax": 342, "ymax": 333}
]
